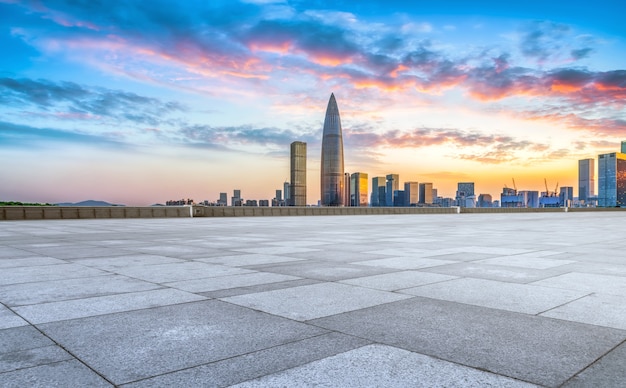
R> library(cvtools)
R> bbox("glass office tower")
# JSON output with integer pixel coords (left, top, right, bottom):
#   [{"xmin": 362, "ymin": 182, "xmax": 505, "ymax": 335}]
[
  {"xmin": 598, "ymin": 152, "xmax": 626, "ymax": 207},
  {"xmin": 290, "ymin": 141, "xmax": 307, "ymax": 206},
  {"xmin": 320, "ymin": 93, "xmax": 345, "ymax": 206},
  {"xmin": 578, "ymin": 158, "xmax": 595, "ymax": 202}
]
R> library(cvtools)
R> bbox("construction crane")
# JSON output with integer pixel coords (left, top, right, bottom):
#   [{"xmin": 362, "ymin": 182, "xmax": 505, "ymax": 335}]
[
  {"xmin": 512, "ymin": 178, "xmax": 517, "ymax": 191},
  {"xmin": 554, "ymin": 182, "xmax": 559, "ymax": 197},
  {"xmin": 544, "ymin": 178, "xmax": 549, "ymax": 196}
]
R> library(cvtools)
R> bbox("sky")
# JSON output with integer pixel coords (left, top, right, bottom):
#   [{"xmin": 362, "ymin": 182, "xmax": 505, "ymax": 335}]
[{"xmin": 1, "ymin": 0, "xmax": 625, "ymax": 206}]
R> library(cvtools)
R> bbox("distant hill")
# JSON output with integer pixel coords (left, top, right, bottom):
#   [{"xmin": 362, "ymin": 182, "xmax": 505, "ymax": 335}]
[{"xmin": 55, "ymin": 200, "xmax": 125, "ymax": 207}]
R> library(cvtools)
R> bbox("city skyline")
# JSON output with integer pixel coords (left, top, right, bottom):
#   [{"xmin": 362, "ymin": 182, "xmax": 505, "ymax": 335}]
[{"xmin": 1, "ymin": 1, "xmax": 625, "ymax": 205}]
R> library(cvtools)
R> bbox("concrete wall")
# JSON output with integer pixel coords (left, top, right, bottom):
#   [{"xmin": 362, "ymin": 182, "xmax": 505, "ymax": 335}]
[{"xmin": 2, "ymin": 205, "xmax": 625, "ymax": 220}]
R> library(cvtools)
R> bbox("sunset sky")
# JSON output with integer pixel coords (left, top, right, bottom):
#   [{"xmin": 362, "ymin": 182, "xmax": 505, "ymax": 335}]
[{"xmin": 1, "ymin": 0, "xmax": 625, "ymax": 205}]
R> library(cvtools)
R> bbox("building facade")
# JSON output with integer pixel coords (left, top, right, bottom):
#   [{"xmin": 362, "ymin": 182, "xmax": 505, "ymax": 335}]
[
  {"xmin": 598, "ymin": 152, "xmax": 626, "ymax": 207},
  {"xmin": 320, "ymin": 93, "xmax": 345, "ymax": 206},
  {"xmin": 419, "ymin": 183, "xmax": 433, "ymax": 204},
  {"xmin": 371, "ymin": 177, "xmax": 386, "ymax": 206},
  {"xmin": 289, "ymin": 141, "xmax": 307, "ymax": 206},
  {"xmin": 385, "ymin": 174, "xmax": 399, "ymax": 207},
  {"xmin": 350, "ymin": 172, "xmax": 369, "ymax": 207},
  {"xmin": 404, "ymin": 182, "xmax": 419, "ymax": 206},
  {"xmin": 578, "ymin": 158, "xmax": 595, "ymax": 202}
]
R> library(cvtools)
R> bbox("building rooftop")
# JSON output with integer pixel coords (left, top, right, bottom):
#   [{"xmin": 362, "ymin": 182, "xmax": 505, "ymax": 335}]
[{"xmin": 1, "ymin": 213, "xmax": 625, "ymax": 387}]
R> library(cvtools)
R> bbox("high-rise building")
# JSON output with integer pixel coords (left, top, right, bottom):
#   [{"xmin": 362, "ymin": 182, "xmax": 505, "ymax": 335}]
[
  {"xmin": 598, "ymin": 152, "xmax": 626, "ymax": 207},
  {"xmin": 386, "ymin": 174, "xmax": 399, "ymax": 207},
  {"xmin": 283, "ymin": 181, "xmax": 290, "ymax": 205},
  {"xmin": 404, "ymin": 182, "xmax": 418, "ymax": 206},
  {"xmin": 344, "ymin": 173, "xmax": 351, "ymax": 207},
  {"xmin": 320, "ymin": 93, "xmax": 345, "ymax": 206},
  {"xmin": 419, "ymin": 183, "xmax": 433, "ymax": 204},
  {"xmin": 578, "ymin": 158, "xmax": 595, "ymax": 202},
  {"xmin": 477, "ymin": 194, "xmax": 492, "ymax": 208},
  {"xmin": 393, "ymin": 190, "xmax": 405, "ymax": 207},
  {"xmin": 290, "ymin": 141, "xmax": 307, "ymax": 206},
  {"xmin": 456, "ymin": 182, "xmax": 475, "ymax": 207},
  {"xmin": 371, "ymin": 177, "xmax": 386, "ymax": 206},
  {"xmin": 232, "ymin": 189, "xmax": 242, "ymax": 206},
  {"xmin": 218, "ymin": 192, "xmax": 227, "ymax": 206},
  {"xmin": 350, "ymin": 172, "xmax": 368, "ymax": 207},
  {"xmin": 622, "ymin": 140, "xmax": 626, "ymax": 154},
  {"xmin": 559, "ymin": 187, "xmax": 574, "ymax": 207}
]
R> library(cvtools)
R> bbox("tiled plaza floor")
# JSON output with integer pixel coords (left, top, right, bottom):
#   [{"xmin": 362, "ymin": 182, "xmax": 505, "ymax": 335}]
[{"xmin": 1, "ymin": 212, "xmax": 625, "ymax": 387}]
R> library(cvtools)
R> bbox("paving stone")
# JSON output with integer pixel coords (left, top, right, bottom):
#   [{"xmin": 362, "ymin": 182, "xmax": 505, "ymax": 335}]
[
  {"xmin": 0, "ymin": 359, "xmax": 112, "ymax": 387},
  {"xmin": 564, "ymin": 341, "xmax": 626, "ymax": 387},
  {"xmin": 0, "ymin": 257, "xmax": 67, "ymax": 268},
  {"xmin": 309, "ymin": 297, "xmax": 626, "ymax": 387},
  {"xmin": 222, "ymin": 282, "xmax": 412, "ymax": 321},
  {"xmin": 197, "ymin": 253, "xmax": 304, "ymax": 266},
  {"xmin": 112, "ymin": 261, "xmax": 254, "ymax": 283},
  {"xmin": 201, "ymin": 278, "xmax": 322, "ymax": 298},
  {"xmin": 0, "ymin": 264, "xmax": 107, "ymax": 286},
  {"xmin": 399, "ymin": 277, "xmax": 589, "ymax": 314},
  {"xmin": 14, "ymin": 288, "xmax": 206, "ymax": 324},
  {"xmin": 0, "ymin": 305, "xmax": 28, "ymax": 329},
  {"xmin": 0, "ymin": 345, "xmax": 73, "ymax": 373},
  {"xmin": 165, "ymin": 272, "xmax": 300, "ymax": 292},
  {"xmin": 232, "ymin": 246, "xmax": 322, "ymax": 255},
  {"xmin": 231, "ymin": 344, "xmax": 538, "ymax": 388},
  {"xmin": 39, "ymin": 300, "xmax": 327, "ymax": 385},
  {"xmin": 477, "ymin": 256, "xmax": 577, "ymax": 269},
  {"xmin": 0, "ymin": 274, "xmax": 162, "ymax": 307},
  {"xmin": 70, "ymin": 254, "xmax": 184, "ymax": 270},
  {"xmin": 541, "ymin": 293, "xmax": 626, "ymax": 330},
  {"xmin": 532, "ymin": 272, "xmax": 626, "ymax": 297},
  {"xmin": 0, "ymin": 326, "xmax": 53, "ymax": 353},
  {"xmin": 340, "ymin": 271, "xmax": 458, "ymax": 291},
  {"xmin": 123, "ymin": 332, "xmax": 370, "ymax": 387},
  {"xmin": 353, "ymin": 256, "xmax": 456, "ymax": 270},
  {"xmin": 244, "ymin": 261, "xmax": 396, "ymax": 281},
  {"xmin": 420, "ymin": 262, "xmax": 570, "ymax": 283}
]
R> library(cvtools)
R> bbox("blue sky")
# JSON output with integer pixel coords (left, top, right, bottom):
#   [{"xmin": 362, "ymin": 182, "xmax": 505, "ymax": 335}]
[{"xmin": 1, "ymin": 0, "xmax": 625, "ymax": 205}]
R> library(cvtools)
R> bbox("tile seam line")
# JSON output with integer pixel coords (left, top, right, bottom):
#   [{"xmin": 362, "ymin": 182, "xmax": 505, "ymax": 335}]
[
  {"xmin": 117, "ymin": 331, "xmax": 344, "ymax": 387},
  {"xmin": 556, "ymin": 338, "xmax": 626, "ymax": 388},
  {"xmin": 302, "ymin": 318, "xmax": 546, "ymax": 388},
  {"xmin": 535, "ymin": 292, "xmax": 594, "ymax": 316},
  {"xmin": 0, "ymin": 301, "xmax": 117, "ymax": 387}
]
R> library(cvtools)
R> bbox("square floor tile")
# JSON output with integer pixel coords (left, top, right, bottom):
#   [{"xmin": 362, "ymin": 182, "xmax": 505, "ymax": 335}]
[{"xmin": 340, "ymin": 271, "xmax": 457, "ymax": 291}]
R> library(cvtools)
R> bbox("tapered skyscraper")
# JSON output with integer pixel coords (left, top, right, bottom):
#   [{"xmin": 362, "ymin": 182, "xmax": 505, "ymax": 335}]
[{"xmin": 320, "ymin": 93, "xmax": 345, "ymax": 206}]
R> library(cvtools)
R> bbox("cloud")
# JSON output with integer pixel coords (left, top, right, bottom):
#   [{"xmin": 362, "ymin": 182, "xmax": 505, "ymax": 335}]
[
  {"xmin": 178, "ymin": 124, "xmax": 318, "ymax": 149},
  {"xmin": 0, "ymin": 120, "xmax": 127, "ymax": 148},
  {"xmin": 0, "ymin": 77, "xmax": 184, "ymax": 126}
]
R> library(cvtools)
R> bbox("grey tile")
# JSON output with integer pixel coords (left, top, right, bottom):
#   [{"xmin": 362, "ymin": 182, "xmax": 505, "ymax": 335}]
[
  {"xmin": 39, "ymin": 300, "xmax": 327, "ymax": 385},
  {"xmin": 541, "ymin": 293, "xmax": 626, "ymax": 330},
  {"xmin": 353, "ymin": 256, "xmax": 456, "ymax": 270},
  {"xmin": 0, "ymin": 257, "xmax": 67, "ymax": 269},
  {"xmin": 232, "ymin": 344, "xmax": 538, "ymax": 388},
  {"xmin": 0, "ymin": 326, "xmax": 54, "ymax": 353},
  {"xmin": 113, "ymin": 261, "xmax": 254, "ymax": 283},
  {"xmin": 0, "ymin": 359, "xmax": 112, "ymax": 387},
  {"xmin": 222, "ymin": 282, "xmax": 412, "ymax": 321},
  {"xmin": 476, "ymin": 256, "xmax": 576, "ymax": 269},
  {"xmin": 399, "ymin": 278, "xmax": 589, "ymax": 314},
  {"xmin": 0, "ymin": 274, "xmax": 162, "ymax": 307},
  {"xmin": 123, "ymin": 332, "xmax": 370, "ymax": 388},
  {"xmin": 14, "ymin": 288, "xmax": 206, "ymax": 324},
  {"xmin": 233, "ymin": 246, "xmax": 321, "ymax": 255},
  {"xmin": 532, "ymin": 272, "xmax": 626, "ymax": 297},
  {"xmin": 564, "ymin": 341, "xmax": 626, "ymax": 387},
  {"xmin": 340, "ymin": 271, "xmax": 458, "ymax": 291},
  {"xmin": 284, "ymin": 250, "xmax": 392, "ymax": 263},
  {"xmin": 71, "ymin": 254, "xmax": 184, "ymax": 270},
  {"xmin": 165, "ymin": 272, "xmax": 300, "ymax": 293},
  {"xmin": 420, "ymin": 262, "xmax": 570, "ymax": 283},
  {"xmin": 246, "ymin": 261, "xmax": 395, "ymax": 281},
  {"xmin": 201, "ymin": 278, "xmax": 322, "ymax": 298},
  {"xmin": 0, "ymin": 264, "xmax": 107, "ymax": 286},
  {"xmin": 0, "ymin": 345, "xmax": 73, "ymax": 373},
  {"xmin": 309, "ymin": 297, "xmax": 626, "ymax": 387},
  {"xmin": 197, "ymin": 253, "xmax": 304, "ymax": 266},
  {"xmin": 0, "ymin": 305, "xmax": 28, "ymax": 329}
]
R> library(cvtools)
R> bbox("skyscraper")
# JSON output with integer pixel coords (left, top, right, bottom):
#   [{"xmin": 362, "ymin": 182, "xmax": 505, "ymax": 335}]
[
  {"xmin": 290, "ymin": 141, "xmax": 307, "ymax": 206},
  {"xmin": 371, "ymin": 176, "xmax": 386, "ymax": 206},
  {"xmin": 386, "ymin": 174, "xmax": 399, "ymax": 207},
  {"xmin": 404, "ymin": 182, "xmax": 419, "ymax": 206},
  {"xmin": 578, "ymin": 158, "xmax": 595, "ymax": 202},
  {"xmin": 320, "ymin": 93, "xmax": 345, "ymax": 206},
  {"xmin": 350, "ymin": 172, "xmax": 368, "ymax": 207},
  {"xmin": 622, "ymin": 140, "xmax": 626, "ymax": 154},
  {"xmin": 419, "ymin": 183, "xmax": 433, "ymax": 204},
  {"xmin": 344, "ymin": 172, "xmax": 351, "ymax": 207},
  {"xmin": 598, "ymin": 152, "xmax": 626, "ymax": 207}
]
